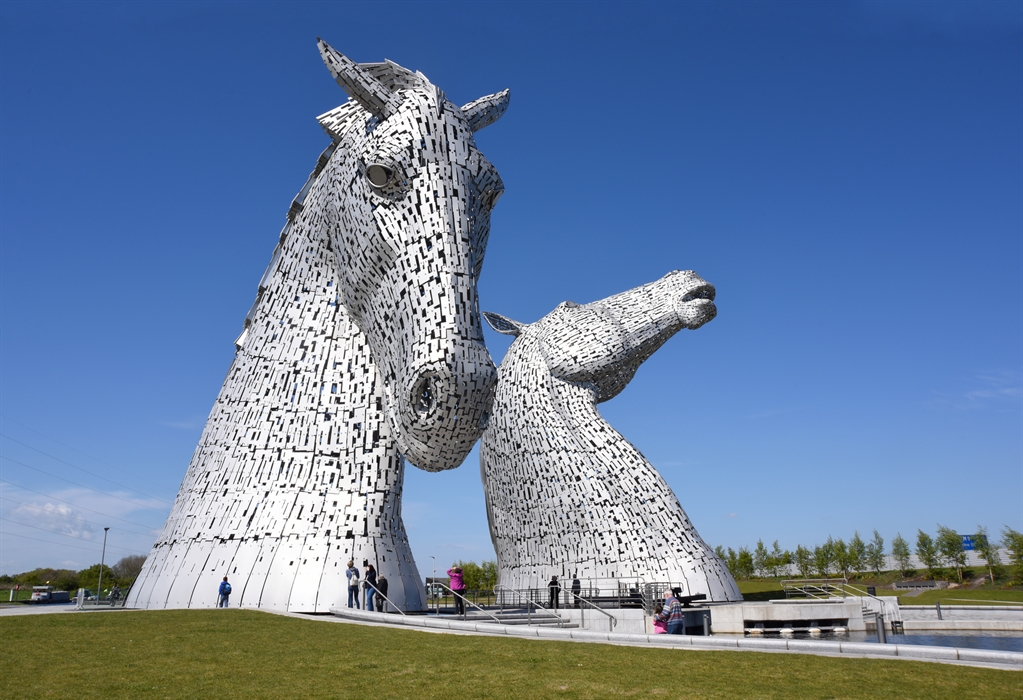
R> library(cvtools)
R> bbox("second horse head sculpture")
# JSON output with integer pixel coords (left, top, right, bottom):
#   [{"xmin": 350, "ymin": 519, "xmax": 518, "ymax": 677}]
[{"xmin": 481, "ymin": 271, "xmax": 742, "ymax": 601}]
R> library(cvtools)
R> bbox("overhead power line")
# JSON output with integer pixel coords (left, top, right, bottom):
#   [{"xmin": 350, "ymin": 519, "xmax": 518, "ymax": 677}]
[
  {"xmin": 0, "ymin": 479, "xmax": 167, "ymax": 530},
  {"xmin": 0, "ymin": 455, "xmax": 170, "ymax": 510},
  {"xmin": 0, "ymin": 517, "xmax": 151, "ymax": 554},
  {"xmin": 1, "ymin": 433, "xmax": 173, "ymax": 505},
  {"xmin": 0, "ymin": 497, "xmax": 154, "ymax": 537},
  {"xmin": 1, "ymin": 531, "xmax": 149, "ymax": 556},
  {"xmin": 0, "ymin": 414, "xmax": 173, "ymax": 491}
]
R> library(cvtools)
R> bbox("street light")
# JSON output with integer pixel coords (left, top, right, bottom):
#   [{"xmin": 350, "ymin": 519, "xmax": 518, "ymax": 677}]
[
  {"xmin": 97, "ymin": 527, "xmax": 109, "ymax": 604},
  {"xmin": 430, "ymin": 556, "xmax": 436, "ymax": 614}
]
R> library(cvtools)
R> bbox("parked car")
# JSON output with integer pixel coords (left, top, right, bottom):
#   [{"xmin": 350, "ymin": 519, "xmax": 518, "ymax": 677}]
[{"xmin": 30, "ymin": 586, "xmax": 70, "ymax": 603}]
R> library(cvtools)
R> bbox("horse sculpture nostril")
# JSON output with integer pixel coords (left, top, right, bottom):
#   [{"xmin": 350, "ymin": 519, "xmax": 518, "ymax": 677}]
[{"xmin": 413, "ymin": 376, "xmax": 436, "ymax": 416}]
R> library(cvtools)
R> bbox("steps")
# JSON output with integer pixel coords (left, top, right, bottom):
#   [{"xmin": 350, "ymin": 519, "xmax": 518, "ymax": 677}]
[{"xmin": 433, "ymin": 607, "xmax": 577, "ymax": 628}]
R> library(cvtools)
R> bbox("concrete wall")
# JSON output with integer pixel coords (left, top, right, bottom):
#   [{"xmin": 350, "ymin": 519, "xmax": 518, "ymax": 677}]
[{"xmin": 709, "ymin": 600, "xmax": 865, "ymax": 634}]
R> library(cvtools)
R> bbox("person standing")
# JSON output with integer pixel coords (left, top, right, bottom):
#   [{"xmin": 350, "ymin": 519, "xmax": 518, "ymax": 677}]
[
  {"xmin": 571, "ymin": 574, "xmax": 581, "ymax": 608},
  {"xmin": 548, "ymin": 575, "xmax": 561, "ymax": 610},
  {"xmin": 375, "ymin": 575, "xmax": 388, "ymax": 612},
  {"xmin": 447, "ymin": 566, "xmax": 466, "ymax": 615},
  {"xmin": 346, "ymin": 560, "xmax": 361, "ymax": 609},
  {"xmin": 658, "ymin": 589, "xmax": 686, "ymax": 635},
  {"xmin": 364, "ymin": 564, "xmax": 378, "ymax": 612},
  {"xmin": 218, "ymin": 576, "xmax": 232, "ymax": 608}
]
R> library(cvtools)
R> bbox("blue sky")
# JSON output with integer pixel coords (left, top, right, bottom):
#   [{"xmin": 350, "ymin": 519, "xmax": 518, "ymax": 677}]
[{"xmin": 1, "ymin": 1, "xmax": 1020, "ymax": 576}]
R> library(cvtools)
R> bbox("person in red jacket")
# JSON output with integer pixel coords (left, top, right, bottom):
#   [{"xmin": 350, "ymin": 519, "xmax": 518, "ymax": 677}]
[{"xmin": 447, "ymin": 566, "xmax": 466, "ymax": 615}]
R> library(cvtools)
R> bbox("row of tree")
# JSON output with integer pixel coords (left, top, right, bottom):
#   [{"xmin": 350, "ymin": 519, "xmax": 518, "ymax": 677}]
[
  {"xmin": 0, "ymin": 554, "xmax": 147, "ymax": 593},
  {"xmin": 715, "ymin": 525, "xmax": 1023, "ymax": 583}
]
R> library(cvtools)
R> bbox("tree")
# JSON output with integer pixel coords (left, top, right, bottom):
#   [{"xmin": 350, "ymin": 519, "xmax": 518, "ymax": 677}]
[
  {"xmin": 714, "ymin": 545, "xmax": 726, "ymax": 561},
  {"xmin": 736, "ymin": 547, "xmax": 755, "ymax": 579},
  {"xmin": 794, "ymin": 545, "xmax": 814, "ymax": 579},
  {"xmin": 454, "ymin": 560, "xmax": 497, "ymax": 591},
  {"xmin": 848, "ymin": 531, "xmax": 867, "ymax": 576},
  {"xmin": 915, "ymin": 530, "xmax": 940, "ymax": 579},
  {"xmin": 865, "ymin": 530, "xmax": 885, "ymax": 575},
  {"xmin": 833, "ymin": 538, "xmax": 850, "ymax": 578},
  {"xmin": 113, "ymin": 554, "xmax": 147, "ymax": 583},
  {"xmin": 77, "ymin": 564, "xmax": 116, "ymax": 592},
  {"xmin": 769, "ymin": 540, "xmax": 786, "ymax": 578},
  {"xmin": 1002, "ymin": 526, "xmax": 1023, "ymax": 585},
  {"xmin": 813, "ymin": 538, "xmax": 835, "ymax": 577},
  {"xmin": 935, "ymin": 524, "xmax": 967, "ymax": 582},
  {"xmin": 726, "ymin": 547, "xmax": 739, "ymax": 578},
  {"xmin": 753, "ymin": 539, "xmax": 769, "ymax": 579},
  {"xmin": 973, "ymin": 526, "xmax": 1001, "ymax": 584},
  {"xmin": 891, "ymin": 533, "xmax": 912, "ymax": 576}
]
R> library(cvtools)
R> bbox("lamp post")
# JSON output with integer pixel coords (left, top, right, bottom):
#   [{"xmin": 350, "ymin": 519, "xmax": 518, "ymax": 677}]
[
  {"xmin": 430, "ymin": 556, "xmax": 436, "ymax": 614},
  {"xmin": 97, "ymin": 527, "xmax": 109, "ymax": 603}
]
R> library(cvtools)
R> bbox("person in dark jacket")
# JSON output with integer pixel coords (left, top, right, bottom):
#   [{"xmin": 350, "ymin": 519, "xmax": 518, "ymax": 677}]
[
  {"xmin": 375, "ymin": 576, "xmax": 388, "ymax": 612},
  {"xmin": 548, "ymin": 575, "xmax": 561, "ymax": 610},
  {"xmin": 571, "ymin": 574, "xmax": 581, "ymax": 608},
  {"xmin": 364, "ymin": 564, "xmax": 378, "ymax": 612}
]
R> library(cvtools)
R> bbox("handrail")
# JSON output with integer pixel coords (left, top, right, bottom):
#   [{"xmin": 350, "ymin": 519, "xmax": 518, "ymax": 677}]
[
  {"xmin": 840, "ymin": 582, "xmax": 902, "ymax": 623},
  {"xmin": 563, "ymin": 588, "xmax": 617, "ymax": 631},
  {"xmin": 432, "ymin": 581, "xmax": 504, "ymax": 625},
  {"xmin": 493, "ymin": 584, "xmax": 566, "ymax": 627},
  {"xmin": 363, "ymin": 582, "xmax": 407, "ymax": 617}
]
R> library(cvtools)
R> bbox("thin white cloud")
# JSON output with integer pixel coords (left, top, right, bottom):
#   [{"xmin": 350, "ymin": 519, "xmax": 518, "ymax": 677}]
[
  {"xmin": 928, "ymin": 371, "xmax": 1022, "ymax": 411},
  {"xmin": 10, "ymin": 501, "xmax": 95, "ymax": 539}
]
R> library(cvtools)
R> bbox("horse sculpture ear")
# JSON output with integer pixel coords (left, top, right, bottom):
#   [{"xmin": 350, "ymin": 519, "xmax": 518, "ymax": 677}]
[
  {"xmin": 317, "ymin": 38, "xmax": 400, "ymax": 119},
  {"xmin": 483, "ymin": 311, "xmax": 524, "ymax": 337},
  {"xmin": 461, "ymin": 89, "xmax": 510, "ymax": 132}
]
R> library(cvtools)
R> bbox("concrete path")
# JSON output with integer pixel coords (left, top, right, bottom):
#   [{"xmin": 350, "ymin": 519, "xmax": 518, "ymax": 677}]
[{"xmin": 325, "ymin": 607, "xmax": 1023, "ymax": 672}]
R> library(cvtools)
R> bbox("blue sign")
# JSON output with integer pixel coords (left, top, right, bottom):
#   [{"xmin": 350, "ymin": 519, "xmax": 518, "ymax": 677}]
[{"xmin": 962, "ymin": 535, "xmax": 974, "ymax": 551}]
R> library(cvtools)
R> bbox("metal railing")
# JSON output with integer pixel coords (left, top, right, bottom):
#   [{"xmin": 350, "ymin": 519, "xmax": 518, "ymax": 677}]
[
  {"xmin": 431, "ymin": 581, "xmax": 504, "ymax": 624},
  {"xmin": 493, "ymin": 585, "xmax": 568, "ymax": 627},
  {"xmin": 781, "ymin": 578, "xmax": 851, "ymax": 599},
  {"xmin": 497, "ymin": 578, "xmax": 646, "ymax": 611},
  {"xmin": 781, "ymin": 578, "xmax": 903, "ymax": 637},
  {"xmin": 362, "ymin": 582, "xmax": 406, "ymax": 617},
  {"xmin": 75, "ymin": 589, "xmax": 129, "ymax": 609},
  {"xmin": 562, "ymin": 588, "xmax": 618, "ymax": 631}
]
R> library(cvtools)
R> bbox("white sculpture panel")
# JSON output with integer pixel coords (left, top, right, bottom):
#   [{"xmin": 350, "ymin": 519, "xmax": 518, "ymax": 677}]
[
  {"xmin": 127, "ymin": 41, "xmax": 509, "ymax": 612},
  {"xmin": 481, "ymin": 271, "xmax": 742, "ymax": 601}
]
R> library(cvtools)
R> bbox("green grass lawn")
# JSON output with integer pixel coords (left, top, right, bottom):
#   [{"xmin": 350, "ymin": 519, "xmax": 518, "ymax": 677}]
[
  {"xmin": 3, "ymin": 610, "xmax": 1019, "ymax": 699},
  {"xmin": 736, "ymin": 580, "xmax": 1023, "ymax": 606},
  {"xmin": 895, "ymin": 588, "xmax": 1023, "ymax": 606},
  {"xmin": 737, "ymin": 580, "xmax": 787, "ymax": 601}
]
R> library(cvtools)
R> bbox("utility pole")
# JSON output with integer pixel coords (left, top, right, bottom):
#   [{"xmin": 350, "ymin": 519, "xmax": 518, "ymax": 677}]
[{"xmin": 97, "ymin": 527, "xmax": 110, "ymax": 603}]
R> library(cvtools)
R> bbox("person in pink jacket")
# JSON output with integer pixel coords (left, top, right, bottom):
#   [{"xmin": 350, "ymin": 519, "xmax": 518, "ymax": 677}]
[{"xmin": 447, "ymin": 566, "xmax": 466, "ymax": 615}]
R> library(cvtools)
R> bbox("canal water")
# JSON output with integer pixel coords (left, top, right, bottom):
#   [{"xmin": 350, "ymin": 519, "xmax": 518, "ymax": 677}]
[{"xmin": 741, "ymin": 630, "xmax": 1021, "ymax": 653}]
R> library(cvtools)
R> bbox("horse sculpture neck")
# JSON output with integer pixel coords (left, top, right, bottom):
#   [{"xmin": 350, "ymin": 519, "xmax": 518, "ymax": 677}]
[
  {"xmin": 480, "ymin": 272, "xmax": 741, "ymax": 601},
  {"xmin": 127, "ymin": 44, "xmax": 510, "ymax": 612}
]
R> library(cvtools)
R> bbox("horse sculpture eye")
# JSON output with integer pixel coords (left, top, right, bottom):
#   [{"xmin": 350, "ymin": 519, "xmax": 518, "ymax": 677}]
[{"xmin": 366, "ymin": 163, "xmax": 394, "ymax": 188}]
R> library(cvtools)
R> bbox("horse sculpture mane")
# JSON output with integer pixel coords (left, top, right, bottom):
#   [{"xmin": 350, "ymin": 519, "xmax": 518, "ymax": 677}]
[
  {"xmin": 127, "ymin": 41, "xmax": 509, "ymax": 612},
  {"xmin": 480, "ymin": 271, "xmax": 742, "ymax": 601}
]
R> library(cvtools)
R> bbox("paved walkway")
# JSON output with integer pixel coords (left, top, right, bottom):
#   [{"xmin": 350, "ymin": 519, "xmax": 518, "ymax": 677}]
[{"xmin": 324, "ymin": 607, "xmax": 1023, "ymax": 672}]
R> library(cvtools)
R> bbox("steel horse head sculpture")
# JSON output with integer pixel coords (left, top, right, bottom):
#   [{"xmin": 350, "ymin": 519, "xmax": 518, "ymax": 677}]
[
  {"xmin": 315, "ymin": 39, "xmax": 506, "ymax": 471},
  {"xmin": 127, "ymin": 41, "xmax": 509, "ymax": 612},
  {"xmin": 481, "ymin": 271, "xmax": 742, "ymax": 601}
]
